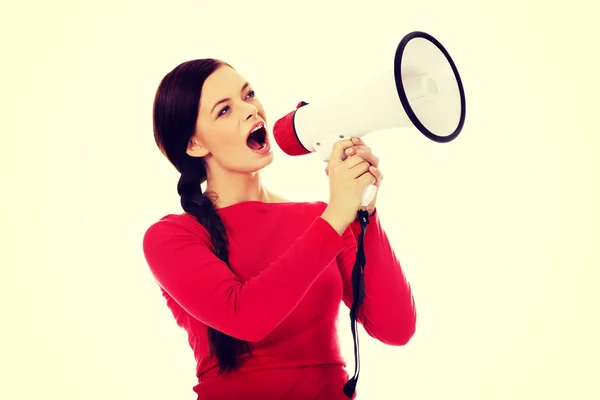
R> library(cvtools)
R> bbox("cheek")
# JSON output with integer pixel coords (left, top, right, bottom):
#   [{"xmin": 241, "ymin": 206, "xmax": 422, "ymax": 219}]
[
  {"xmin": 207, "ymin": 121, "xmax": 238, "ymax": 144},
  {"xmin": 206, "ymin": 123, "xmax": 247, "ymax": 161}
]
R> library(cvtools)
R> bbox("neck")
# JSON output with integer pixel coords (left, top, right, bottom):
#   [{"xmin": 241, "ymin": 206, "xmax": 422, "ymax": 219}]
[{"xmin": 205, "ymin": 170, "xmax": 278, "ymax": 209}]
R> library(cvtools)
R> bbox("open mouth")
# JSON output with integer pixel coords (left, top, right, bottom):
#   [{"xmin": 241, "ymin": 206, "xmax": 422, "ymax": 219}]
[{"xmin": 246, "ymin": 124, "xmax": 268, "ymax": 150}]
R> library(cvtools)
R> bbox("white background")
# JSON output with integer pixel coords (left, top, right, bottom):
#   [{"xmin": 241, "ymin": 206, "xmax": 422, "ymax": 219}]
[{"xmin": 2, "ymin": 1, "xmax": 598, "ymax": 399}]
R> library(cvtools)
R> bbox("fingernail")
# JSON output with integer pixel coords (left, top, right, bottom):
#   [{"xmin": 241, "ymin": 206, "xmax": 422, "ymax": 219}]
[{"xmin": 345, "ymin": 148, "xmax": 353, "ymax": 155}]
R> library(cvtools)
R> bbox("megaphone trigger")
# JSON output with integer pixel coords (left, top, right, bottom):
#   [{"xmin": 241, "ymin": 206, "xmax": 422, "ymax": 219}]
[{"xmin": 361, "ymin": 183, "xmax": 378, "ymax": 208}]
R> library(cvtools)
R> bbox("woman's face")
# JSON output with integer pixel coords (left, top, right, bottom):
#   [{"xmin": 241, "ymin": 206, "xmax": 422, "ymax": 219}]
[{"xmin": 187, "ymin": 65, "xmax": 274, "ymax": 177}]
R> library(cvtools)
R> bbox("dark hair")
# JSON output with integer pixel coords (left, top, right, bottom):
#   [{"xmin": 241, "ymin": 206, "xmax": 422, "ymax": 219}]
[{"xmin": 152, "ymin": 58, "xmax": 252, "ymax": 374}]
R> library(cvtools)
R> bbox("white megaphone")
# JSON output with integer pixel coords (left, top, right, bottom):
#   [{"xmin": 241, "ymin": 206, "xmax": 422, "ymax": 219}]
[{"xmin": 273, "ymin": 31, "xmax": 466, "ymax": 207}]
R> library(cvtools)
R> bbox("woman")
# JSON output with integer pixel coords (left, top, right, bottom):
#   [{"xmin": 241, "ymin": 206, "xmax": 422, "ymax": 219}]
[{"xmin": 143, "ymin": 58, "xmax": 417, "ymax": 399}]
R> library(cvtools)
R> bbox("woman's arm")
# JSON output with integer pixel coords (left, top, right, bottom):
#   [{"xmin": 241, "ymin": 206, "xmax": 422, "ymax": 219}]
[
  {"xmin": 143, "ymin": 214, "xmax": 345, "ymax": 343},
  {"xmin": 337, "ymin": 209, "xmax": 417, "ymax": 346}
]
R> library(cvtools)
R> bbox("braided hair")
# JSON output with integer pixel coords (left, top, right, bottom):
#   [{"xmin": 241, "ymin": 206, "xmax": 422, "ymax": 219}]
[{"xmin": 152, "ymin": 58, "xmax": 251, "ymax": 374}]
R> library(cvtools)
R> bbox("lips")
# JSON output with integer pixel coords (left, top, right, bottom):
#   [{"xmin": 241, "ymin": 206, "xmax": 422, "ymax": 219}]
[
  {"xmin": 247, "ymin": 121, "xmax": 265, "ymax": 138},
  {"xmin": 248, "ymin": 120, "xmax": 262, "ymax": 133},
  {"xmin": 246, "ymin": 121, "xmax": 268, "ymax": 151}
]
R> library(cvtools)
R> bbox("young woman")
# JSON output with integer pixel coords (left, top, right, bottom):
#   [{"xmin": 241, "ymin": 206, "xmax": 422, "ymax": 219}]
[{"xmin": 143, "ymin": 58, "xmax": 417, "ymax": 399}]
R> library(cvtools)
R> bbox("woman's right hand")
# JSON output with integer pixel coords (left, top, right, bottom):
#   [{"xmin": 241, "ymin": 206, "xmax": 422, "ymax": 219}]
[{"xmin": 321, "ymin": 138, "xmax": 377, "ymax": 235}]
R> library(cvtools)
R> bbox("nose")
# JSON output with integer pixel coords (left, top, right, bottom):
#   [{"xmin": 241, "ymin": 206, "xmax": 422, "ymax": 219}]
[{"xmin": 245, "ymin": 103, "xmax": 258, "ymax": 121}]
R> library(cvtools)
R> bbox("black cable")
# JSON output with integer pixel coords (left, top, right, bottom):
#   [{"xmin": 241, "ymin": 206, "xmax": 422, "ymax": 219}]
[{"xmin": 343, "ymin": 208, "xmax": 370, "ymax": 398}]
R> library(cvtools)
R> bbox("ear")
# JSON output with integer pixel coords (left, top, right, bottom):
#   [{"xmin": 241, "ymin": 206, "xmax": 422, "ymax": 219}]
[{"xmin": 186, "ymin": 135, "xmax": 210, "ymax": 157}]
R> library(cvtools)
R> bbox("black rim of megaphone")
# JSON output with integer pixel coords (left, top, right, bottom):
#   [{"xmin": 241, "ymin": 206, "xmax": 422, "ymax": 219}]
[{"xmin": 394, "ymin": 31, "xmax": 466, "ymax": 143}]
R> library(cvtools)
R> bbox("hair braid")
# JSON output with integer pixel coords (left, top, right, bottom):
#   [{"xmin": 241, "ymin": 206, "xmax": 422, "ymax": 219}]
[
  {"xmin": 153, "ymin": 58, "xmax": 252, "ymax": 375},
  {"xmin": 177, "ymin": 156, "xmax": 252, "ymax": 374}
]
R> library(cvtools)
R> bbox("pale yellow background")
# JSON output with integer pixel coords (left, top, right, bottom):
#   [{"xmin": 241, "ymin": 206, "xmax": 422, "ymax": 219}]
[{"xmin": 2, "ymin": 0, "xmax": 598, "ymax": 399}]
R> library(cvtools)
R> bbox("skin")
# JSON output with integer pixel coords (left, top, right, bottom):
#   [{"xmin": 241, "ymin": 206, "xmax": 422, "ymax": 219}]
[
  {"xmin": 186, "ymin": 65, "xmax": 384, "ymax": 212},
  {"xmin": 327, "ymin": 137, "xmax": 384, "ymax": 216}
]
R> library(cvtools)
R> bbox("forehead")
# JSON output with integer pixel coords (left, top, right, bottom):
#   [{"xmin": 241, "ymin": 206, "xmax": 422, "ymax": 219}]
[{"xmin": 199, "ymin": 66, "xmax": 246, "ymax": 110}]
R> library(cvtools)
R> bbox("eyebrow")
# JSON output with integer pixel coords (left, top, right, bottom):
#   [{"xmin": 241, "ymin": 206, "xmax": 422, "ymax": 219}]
[{"xmin": 210, "ymin": 82, "xmax": 250, "ymax": 114}]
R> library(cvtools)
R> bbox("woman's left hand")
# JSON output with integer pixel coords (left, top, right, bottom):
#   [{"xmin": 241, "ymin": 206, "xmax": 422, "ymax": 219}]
[{"xmin": 325, "ymin": 137, "xmax": 383, "ymax": 216}]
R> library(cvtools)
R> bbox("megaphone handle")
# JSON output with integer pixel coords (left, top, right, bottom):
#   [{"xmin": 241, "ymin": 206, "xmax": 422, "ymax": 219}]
[
  {"xmin": 361, "ymin": 183, "xmax": 378, "ymax": 207},
  {"xmin": 312, "ymin": 136, "xmax": 377, "ymax": 207}
]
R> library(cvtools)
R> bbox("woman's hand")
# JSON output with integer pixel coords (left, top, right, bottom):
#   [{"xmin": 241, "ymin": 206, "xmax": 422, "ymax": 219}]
[{"xmin": 325, "ymin": 137, "xmax": 383, "ymax": 216}]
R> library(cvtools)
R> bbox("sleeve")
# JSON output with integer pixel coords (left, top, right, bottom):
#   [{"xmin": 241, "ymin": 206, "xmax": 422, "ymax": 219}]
[
  {"xmin": 336, "ymin": 209, "xmax": 417, "ymax": 346},
  {"xmin": 143, "ymin": 215, "xmax": 345, "ymax": 343}
]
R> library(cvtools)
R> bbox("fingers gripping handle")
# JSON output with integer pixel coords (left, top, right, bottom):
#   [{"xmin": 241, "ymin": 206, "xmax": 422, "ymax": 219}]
[{"xmin": 313, "ymin": 135, "xmax": 378, "ymax": 208}]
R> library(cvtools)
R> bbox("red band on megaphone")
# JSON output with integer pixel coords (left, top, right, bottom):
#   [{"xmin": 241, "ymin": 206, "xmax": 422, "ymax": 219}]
[{"xmin": 272, "ymin": 101, "xmax": 311, "ymax": 156}]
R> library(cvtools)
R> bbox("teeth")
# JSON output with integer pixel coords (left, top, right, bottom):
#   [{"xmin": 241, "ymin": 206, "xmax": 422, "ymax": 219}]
[{"xmin": 251, "ymin": 124, "xmax": 264, "ymax": 133}]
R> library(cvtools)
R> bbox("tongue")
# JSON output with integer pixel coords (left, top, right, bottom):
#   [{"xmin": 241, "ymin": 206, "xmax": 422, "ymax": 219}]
[{"xmin": 247, "ymin": 136, "xmax": 263, "ymax": 150}]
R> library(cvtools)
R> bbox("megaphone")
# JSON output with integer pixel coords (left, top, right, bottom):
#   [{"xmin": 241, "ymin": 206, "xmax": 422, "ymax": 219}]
[{"xmin": 273, "ymin": 31, "xmax": 466, "ymax": 207}]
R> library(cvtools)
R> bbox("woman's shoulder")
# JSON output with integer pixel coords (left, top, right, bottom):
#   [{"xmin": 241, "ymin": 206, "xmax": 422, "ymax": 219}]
[
  {"xmin": 144, "ymin": 199, "xmax": 329, "ymax": 238},
  {"xmin": 143, "ymin": 212, "xmax": 209, "ymax": 246},
  {"xmin": 148, "ymin": 212, "xmax": 198, "ymax": 228}
]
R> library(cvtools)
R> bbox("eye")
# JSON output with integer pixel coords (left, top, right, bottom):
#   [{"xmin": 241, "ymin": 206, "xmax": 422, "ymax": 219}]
[
  {"xmin": 218, "ymin": 105, "xmax": 230, "ymax": 117},
  {"xmin": 246, "ymin": 90, "xmax": 255, "ymax": 99}
]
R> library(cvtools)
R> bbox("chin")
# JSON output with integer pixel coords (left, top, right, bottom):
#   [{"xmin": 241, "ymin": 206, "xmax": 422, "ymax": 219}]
[
  {"xmin": 255, "ymin": 152, "xmax": 275, "ymax": 170},
  {"xmin": 235, "ymin": 152, "xmax": 273, "ymax": 174}
]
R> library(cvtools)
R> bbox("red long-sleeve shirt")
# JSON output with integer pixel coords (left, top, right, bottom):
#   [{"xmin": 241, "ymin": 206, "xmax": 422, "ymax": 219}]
[{"xmin": 143, "ymin": 201, "xmax": 416, "ymax": 399}]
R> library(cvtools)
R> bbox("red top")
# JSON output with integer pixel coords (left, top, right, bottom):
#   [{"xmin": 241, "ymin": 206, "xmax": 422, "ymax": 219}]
[{"xmin": 143, "ymin": 201, "xmax": 416, "ymax": 399}]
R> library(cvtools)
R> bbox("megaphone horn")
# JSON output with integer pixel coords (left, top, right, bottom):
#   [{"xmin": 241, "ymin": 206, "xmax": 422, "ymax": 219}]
[{"xmin": 273, "ymin": 31, "xmax": 467, "ymax": 206}]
